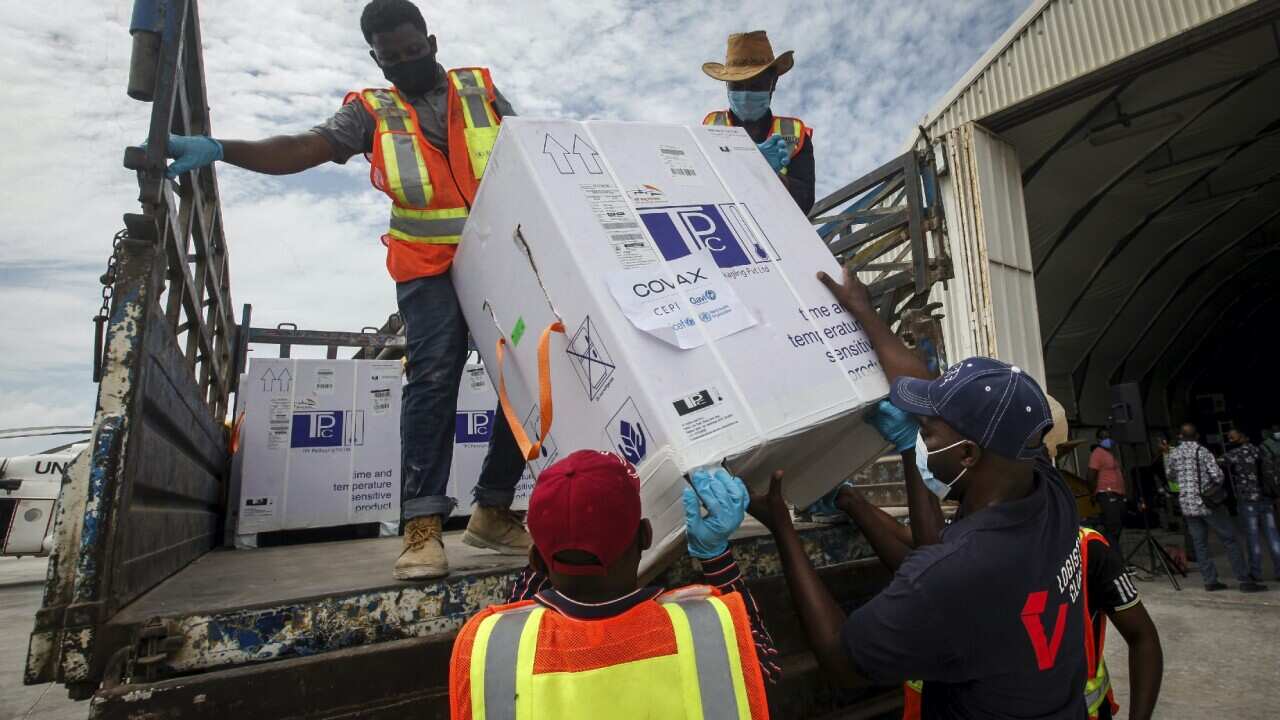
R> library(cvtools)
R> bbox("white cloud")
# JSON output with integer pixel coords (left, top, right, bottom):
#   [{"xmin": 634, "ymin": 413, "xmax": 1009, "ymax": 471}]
[{"xmin": 0, "ymin": 0, "xmax": 1028, "ymax": 451}]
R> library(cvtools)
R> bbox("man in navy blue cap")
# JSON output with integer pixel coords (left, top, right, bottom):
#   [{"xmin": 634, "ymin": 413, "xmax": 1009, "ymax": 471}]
[{"xmin": 748, "ymin": 266, "xmax": 1088, "ymax": 719}]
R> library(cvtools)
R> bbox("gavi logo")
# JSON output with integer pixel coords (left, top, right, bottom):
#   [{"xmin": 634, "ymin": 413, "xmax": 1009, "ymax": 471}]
[{"xmin": 639, "ymin": 203, "xmax": 779, "ymax": 269}]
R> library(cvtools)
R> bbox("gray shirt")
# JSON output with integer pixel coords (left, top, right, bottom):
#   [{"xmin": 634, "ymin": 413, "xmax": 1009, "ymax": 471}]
[{"xmin": 312, "ymin": 63, "xmax": 515, "ymax": 163}]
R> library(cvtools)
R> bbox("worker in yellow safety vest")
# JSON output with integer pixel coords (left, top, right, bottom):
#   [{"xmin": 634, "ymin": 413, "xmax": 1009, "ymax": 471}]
[
  {"xmin": 702, "ymin": 31, "xmax": 816, "ymax": 213},
  {"xmin": 153, "ymin": 0, "xmax": 533, "ymax": 581},
  {"xmin": 450, "ymin": 450, "xmax": 772, "ymax": 719}
]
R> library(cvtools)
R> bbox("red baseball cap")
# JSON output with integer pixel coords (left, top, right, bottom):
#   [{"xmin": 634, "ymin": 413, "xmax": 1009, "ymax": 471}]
[{"xmin": 527, "ymin": 450, "xmax": 642, "ymax": 576}]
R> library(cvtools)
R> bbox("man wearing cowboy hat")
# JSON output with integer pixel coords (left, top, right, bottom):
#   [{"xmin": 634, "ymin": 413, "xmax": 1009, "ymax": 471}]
[{"xmin": 703, "ymin": 30, "xmax": 816, "ymax": 213}]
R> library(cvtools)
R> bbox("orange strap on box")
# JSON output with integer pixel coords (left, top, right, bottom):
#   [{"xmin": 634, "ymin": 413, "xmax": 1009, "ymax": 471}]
[{"xmin": 495, "ymin": 321, "xmax": 565, "ymax": 462}]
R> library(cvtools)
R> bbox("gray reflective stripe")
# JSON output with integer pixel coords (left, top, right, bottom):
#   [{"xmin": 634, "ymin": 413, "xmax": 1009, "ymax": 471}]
[
  {"xmin": 483, "ymin": 608, "xmax": 535, "ymax": 720},
  {"xmin": 454, "ymin": 71, "xmax": 494, "ymax": 129},
  {"xmin": 369, "ymin": 90, "xmax": 411, "ymax": 132},
  {"xmin": 678, "ymin": 599, "xmax": 740, "ymax": 720},
  {"xmin": 388, "ymin": 213, "xmax": 467, "ymax": 239},
  {"xmin": 1085, "ymin": 663, "xmax": 1111, "ymax": 711},
  {"xmin": 388, "ymin": 133, "xmax": 428, "ymax": 207}
]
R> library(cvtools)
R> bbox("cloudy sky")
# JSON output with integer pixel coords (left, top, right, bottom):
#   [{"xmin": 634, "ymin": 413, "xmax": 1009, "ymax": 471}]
[{"xmin": 0, "ymin": 0, "xmax": 1030, "ymax": 457}]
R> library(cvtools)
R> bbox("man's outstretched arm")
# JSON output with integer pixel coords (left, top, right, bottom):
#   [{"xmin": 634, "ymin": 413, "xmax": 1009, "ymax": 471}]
[{"xmin": 818, "ymin": 265, "xmax": 932, "ymax": 384}]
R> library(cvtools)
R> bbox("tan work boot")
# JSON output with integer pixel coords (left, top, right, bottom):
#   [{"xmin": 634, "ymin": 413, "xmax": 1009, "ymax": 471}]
[
  {"xmin": 462, "ymin": 506, "xmax": 533, "ymax": 555},
  {"xmin": 393, "ymin": 516, "xmax": 448, "ymax": 580}
]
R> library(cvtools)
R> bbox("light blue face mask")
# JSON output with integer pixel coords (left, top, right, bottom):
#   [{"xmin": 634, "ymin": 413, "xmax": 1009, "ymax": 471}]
[
  {"xmin": 915, "ymin": 430, "xmax": 969, "ymax": 501},
  {"xmin": 728, "ymin": 90, "xmax": 772, "ymax": 121},
  {"xmin": 1100, "ymin": 438, "xmax": 1114, "ymax": 449}
]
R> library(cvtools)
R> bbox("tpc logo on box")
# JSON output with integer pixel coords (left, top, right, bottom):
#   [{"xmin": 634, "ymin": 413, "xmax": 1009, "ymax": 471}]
[
  {"xmin": 456, "ymin": 410, "xmax": 495, "ymax": 444},
  {"xmin": 639, "ymin": 204, "xmax": 779, "ymax": 269},
  {"xmin": 291, "ymin": 411, "xmax": 364, "ymax": 448}
]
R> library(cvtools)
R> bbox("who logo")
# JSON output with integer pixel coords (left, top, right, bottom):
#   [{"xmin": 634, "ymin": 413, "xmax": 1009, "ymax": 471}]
[{"xmin": 638, "ymin": 204, "xmax": 779, "ymax": 269}]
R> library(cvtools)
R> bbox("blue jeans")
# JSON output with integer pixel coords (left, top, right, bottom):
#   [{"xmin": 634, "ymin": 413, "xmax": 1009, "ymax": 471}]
[
  {"xmin": 1240, "ymin": 500, "xmax": 1280, "ymax": 579},
  {"xmin": 396, "ymin": 274, "xmax": 526, "ymax": 520},
  {"xmin": 1185, "ymin": 507, "xmax": 1250, "ymax": 586}
]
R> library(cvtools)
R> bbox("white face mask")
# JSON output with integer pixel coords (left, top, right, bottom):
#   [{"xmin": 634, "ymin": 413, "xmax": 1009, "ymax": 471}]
[{"xmin": 914, "ymin": 431, "xmax": 970, "ymax": 501}]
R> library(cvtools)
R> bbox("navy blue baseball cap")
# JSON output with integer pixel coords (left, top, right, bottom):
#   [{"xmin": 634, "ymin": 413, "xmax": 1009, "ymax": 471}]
[{"xmin": 889, "ymin": 357, "xmax": 1053, "ymax": 461}]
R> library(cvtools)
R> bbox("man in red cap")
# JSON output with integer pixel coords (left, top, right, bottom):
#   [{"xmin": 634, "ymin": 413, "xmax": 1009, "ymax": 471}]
[{"xmin": 449, "ymin": 450, "xmax": 775, "ymax": 719}]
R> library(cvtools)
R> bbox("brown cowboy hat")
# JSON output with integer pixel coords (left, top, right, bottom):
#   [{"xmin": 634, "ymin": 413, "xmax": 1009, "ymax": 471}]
[{"xmin": 703, "ymin": 31, "xmax": 794, "ymax": 82}]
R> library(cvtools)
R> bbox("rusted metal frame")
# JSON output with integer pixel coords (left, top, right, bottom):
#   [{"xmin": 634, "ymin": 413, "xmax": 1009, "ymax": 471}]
[
  {"xmin": 247, "ymin": 327, "xmax": 407, "ymax": 352},
  {"xmin": 1135, "ymin": 248, "xmax": 1280, "ymax": 385},
  {"xmin": 902, "ymin": 148, "xmax": 928, "ymax": 297},
  {"xmin": 1033, "ymin": 75, "xmax": 1256, "ymax": 275},
  {"xmin": 810, "ymin": 206, "xmax": 902, "ymax": 225},
  {"xmin": 828, "ymin": 210, "xmax": 908, "ymax": 257},
  {"xmin": 810, "ymin": 152, "xmax": 908, "ymax": 218},
  {"xmin": 818, "ymin": 179, "xmax": 905, "ymax": 253},
  {"xmin": 1105, "ymin": 207, "xmax": 1280, "ymax": 385},
  {"xmin": 1044, "ymin": 113, "xmax": 1280, "ymax": 349},
  {"xmin": 57, "ymin": 235, "xmax": 168, "ymax": 687}
]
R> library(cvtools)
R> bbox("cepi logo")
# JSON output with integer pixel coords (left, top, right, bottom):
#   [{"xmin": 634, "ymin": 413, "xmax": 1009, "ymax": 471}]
[{"xmin": 639, "ymin": 204, "xmax": 779, "ymax": 269}]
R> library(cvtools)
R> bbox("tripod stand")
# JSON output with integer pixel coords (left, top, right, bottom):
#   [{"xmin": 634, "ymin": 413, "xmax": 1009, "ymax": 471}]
[{"xmin": 1125, "ymin": 464, "xmax": 1185, "ymax": 591}]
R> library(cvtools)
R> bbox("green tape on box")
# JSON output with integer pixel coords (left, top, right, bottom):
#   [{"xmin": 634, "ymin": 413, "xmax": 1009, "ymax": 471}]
[{"xmin": 511, "ymin": 316, "xmax": 527, "ymax": 347}]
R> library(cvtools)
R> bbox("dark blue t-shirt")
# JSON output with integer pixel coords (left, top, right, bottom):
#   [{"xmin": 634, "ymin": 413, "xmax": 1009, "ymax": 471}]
[{"xmin": 842, "ymin": 464, "xmax": 1086, "ymax": 719}]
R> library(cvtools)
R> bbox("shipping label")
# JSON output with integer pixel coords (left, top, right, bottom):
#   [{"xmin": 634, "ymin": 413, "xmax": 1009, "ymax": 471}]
[
  {"xmin": 604, "ymin": 255, "xmax": 756, "ymax": 349},
  {"xmin": 581, "ymin": 183, "xmax": 658, "ymax": 269},
  {"xmin": 658, "ymin": 144, "xmax": 702, "ymax": 186},
  {"xmin": 669, "ymin": 386, "xmax": 740, "ymax": 443}
]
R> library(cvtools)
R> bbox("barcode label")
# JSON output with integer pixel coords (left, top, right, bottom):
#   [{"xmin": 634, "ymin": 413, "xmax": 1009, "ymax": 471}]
[
  {"xmin": 671, "ymin": 168, "xmax": 696, "ymax": 176},
  {"xmin": 610, "ymin": 233, "xmax": 645, "ymax": 241},
  {"xmin": 660, "ymin": 148, "xmax": 685, "ymax": 156},
  {"xmin": 601, "ymin": 221, "xmax": 639, "ymax": 230}
]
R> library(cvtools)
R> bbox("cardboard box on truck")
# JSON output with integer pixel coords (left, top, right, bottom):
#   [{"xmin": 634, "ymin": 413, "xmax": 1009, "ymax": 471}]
[
  {"xmin": 453, "ymin": 118, "xmax": 890, "ymax": 573},
  {"xmin": 449, "ymin": 360, "xmax": 535, "ymax": 514},
  {"xmin": 232, "ymin": 359, "xmax": 402, "ymax": 536}
]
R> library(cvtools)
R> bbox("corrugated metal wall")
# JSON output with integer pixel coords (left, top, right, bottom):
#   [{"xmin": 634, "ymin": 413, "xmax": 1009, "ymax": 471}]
[
  {"xmin": 924, "ymin": 0, "xmax": 1260, "ymax": 137},
  {"xmin": 935, "ymin": 124, "xmax": 1047, "ymax": 384}
]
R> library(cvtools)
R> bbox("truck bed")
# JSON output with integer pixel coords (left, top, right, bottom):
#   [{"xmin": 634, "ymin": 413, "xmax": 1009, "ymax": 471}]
[
  {"xmin": 91, "ymin": 517, "xmax": 904, "ymax": 719},
  {"xmin": 112, "ymin": 533, "xmax": 521, "ymax": 624}
]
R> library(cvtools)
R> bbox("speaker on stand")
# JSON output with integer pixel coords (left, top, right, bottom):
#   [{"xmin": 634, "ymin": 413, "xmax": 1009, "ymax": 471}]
[{"xmin": 1111, "ymin": 383, "xmax": 1184, "ymax": 590}]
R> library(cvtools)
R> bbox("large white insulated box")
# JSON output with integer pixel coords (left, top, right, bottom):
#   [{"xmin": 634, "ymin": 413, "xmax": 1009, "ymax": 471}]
[
  {"xmin": 453, "ymin": 119, "xmax": 889, "ymax": 571},
  {"xmin": 448, "ymin": 359, "xmax": 536, "ymax": 514},
  {"xmin": 232, "ymin": 359, "xmax": 402, "ymax": 537}
]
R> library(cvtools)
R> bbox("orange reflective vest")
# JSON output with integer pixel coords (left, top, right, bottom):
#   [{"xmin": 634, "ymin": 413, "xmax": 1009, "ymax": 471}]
[
  {"xmin": 702, "ymin": 111, "xmax": 810, "ymax": 175},
  {"xmin": 1079, "ymin": 528, "xmax": 1121, "ymax": 719},
  {"xmin": 449, "ymin": 585, "xmax": 769, "ymax": 720},
  {"xmin": 346, "ymin": 67, "xmax": 502, "ymax": 283},
  {"xmin": 901, "ymin": 529, "xmax": 1121, "ymax": 719}
]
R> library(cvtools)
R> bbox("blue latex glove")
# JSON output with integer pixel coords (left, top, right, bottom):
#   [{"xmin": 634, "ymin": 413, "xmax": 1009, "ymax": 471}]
[
  {"xmin": 865, "ymin": 399, "xmax": 919, "ymax": 452},
  {"xmin": 757, "ymin": 135, "xmax": 791, "ymax": 173},
  {"xmin": 158, "ymin": 135, "xmax": 224, "ymax": 178},
  {"xmin": 683, "ymin": 467, "xmax": 750, "ymax": 559}
]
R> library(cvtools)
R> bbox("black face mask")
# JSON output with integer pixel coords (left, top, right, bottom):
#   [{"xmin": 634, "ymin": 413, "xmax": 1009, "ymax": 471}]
[{"xmin": 381, "ymin": 54, "xmax": 441, "ymax": 96}]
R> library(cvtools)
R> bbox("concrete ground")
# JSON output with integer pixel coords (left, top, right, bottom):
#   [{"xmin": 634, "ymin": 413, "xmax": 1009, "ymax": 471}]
[
  {"xmin": 1, "ymin": 557, "xmax": 79, "ymax": 720},
  {"xmin": 3, "ymin": 525, "xmax": 1278, "ymax": 719}
]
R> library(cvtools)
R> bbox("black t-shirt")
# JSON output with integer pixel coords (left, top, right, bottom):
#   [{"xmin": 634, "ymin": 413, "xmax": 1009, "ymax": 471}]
[{"xmin": 842, "ymin": 463, "xmax": 1087, "ymax": 720}]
